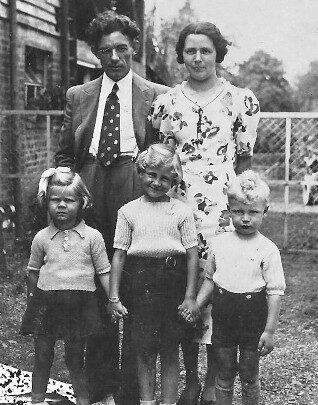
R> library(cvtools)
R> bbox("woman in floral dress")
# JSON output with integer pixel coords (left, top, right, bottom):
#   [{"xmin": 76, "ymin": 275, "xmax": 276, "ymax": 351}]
[{"xmin": 149, "ymin": 22, "xmax": 260, "ymax": 405}]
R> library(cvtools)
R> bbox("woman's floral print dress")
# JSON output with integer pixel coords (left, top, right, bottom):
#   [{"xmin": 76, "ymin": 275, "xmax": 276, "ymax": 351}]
[{"xmin": 150, "ymin": 79, "xmax": 260, "ymax": 343}]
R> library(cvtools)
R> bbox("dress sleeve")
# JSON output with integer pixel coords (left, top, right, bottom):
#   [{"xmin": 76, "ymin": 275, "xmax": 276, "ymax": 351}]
[
  {"xmin": 113, "ymin": 208, "xmax": 132, "ymax": 251},
  {"xmin": 234, "ymin": 88, "xmax": 260, "ymax": 156},
  {"xmin": 149, "ymin": 92, "xmax": 176, "ymax": 147},
  {"xmin": 91, "ymin": 230, "xmax": 111, "ymax": 275},
  {"xmin": 27, "ymin": 233, "xmax": 45, "ymax": 273},
  {"xmin": 205, "ymin": 245, "xmax": 217, "ymax": 280},
  {"xmin": 262, "ymin": 246, "xmax": 286, "ymax": 295}
]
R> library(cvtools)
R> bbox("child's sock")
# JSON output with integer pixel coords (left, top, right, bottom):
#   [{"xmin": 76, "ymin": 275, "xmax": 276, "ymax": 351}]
[
  {"xmin": 215, "ymin": 382, "xmax": 233, "ymax": 405},
  {"xmin": 241, "ymin": 379, "xmax": 260, "ymax": 405},
  {"xmin": 160, "ymin": 403, "xmax": 176, "ymax": 405}
]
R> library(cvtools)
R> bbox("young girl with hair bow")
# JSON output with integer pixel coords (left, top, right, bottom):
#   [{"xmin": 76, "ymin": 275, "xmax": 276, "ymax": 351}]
[{"xmin": 20, "ymin": 167, "xmax": 111, "ymax": 405}]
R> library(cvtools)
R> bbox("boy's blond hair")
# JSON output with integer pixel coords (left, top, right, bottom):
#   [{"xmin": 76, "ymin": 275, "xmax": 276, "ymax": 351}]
[
  {"xmin": 136, "ymin": 143, "xmax": 183, "ymax": 185},
  {"xmin": 227, "ymin": 170, "xmax": 270, "ymax": 204}
]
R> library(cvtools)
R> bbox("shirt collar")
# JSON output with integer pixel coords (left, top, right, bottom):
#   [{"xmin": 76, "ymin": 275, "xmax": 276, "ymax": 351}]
[
  {"xmin": 102, "ymin": 69, "xmax": 133, "ymax": 94},
  {"xmin": 48, "ymin": 219, "xmax": 86, "ymax": 240}
]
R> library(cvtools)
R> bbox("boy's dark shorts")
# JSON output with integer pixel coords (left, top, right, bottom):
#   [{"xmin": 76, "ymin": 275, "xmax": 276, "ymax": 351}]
[
  {"xmin": 121, "ymin": 255, "xmax": 189, "ymax": 355},
  {"xmin": 212, "ymin": 286, "xmax": 267, "ymax": 351}
]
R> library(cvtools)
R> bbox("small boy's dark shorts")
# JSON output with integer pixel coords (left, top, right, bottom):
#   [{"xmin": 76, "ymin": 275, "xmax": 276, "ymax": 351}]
[
  {"xmin": 212, "ymin": 286, "xmax": 267, "ymax": 351},
  {"xmin": 121, "ymin": 254, "xmax": 188, "ymax": 355}
]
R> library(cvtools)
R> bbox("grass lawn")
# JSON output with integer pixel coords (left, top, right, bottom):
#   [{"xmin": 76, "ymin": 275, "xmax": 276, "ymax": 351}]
[{"xmin": 0, "ymin": 249, "xmax": 317, "ymax": 404}]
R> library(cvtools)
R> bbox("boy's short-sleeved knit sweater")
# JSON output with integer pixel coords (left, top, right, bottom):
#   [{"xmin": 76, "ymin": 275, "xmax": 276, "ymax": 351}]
[
  {"xmin": 206, "ymin": 231, "xmax": 286, "ymax": 295},
  {"xmin": 28, "ymin": 220, "xmax": 110, "ymax": 291},
  {"xmin": 113, "ymin": 196, "xmax": 198, "ymax": 257}
]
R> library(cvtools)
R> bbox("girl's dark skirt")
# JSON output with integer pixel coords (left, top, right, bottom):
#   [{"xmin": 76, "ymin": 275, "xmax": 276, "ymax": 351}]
[
  {"xmin": 121, "ymin": 255, "xmax": 189, "ymax": 354},
  {"xmin": 20, "ymin": 288, "xmax": 105, "ymax": 340},
  {"xmin": 212, "ymin": 286, "xmax": 268, "ymax": 351}
]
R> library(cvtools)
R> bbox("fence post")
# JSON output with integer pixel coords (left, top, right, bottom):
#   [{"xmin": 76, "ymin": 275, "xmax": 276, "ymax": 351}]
[
  {"xmin": 283, "ymin": 117, "xmax": 291, "ymax": 249},
  {"xmin": 46, "ymin": 114, "xmax": 51, "ymax": 168},
  {"xmin": 0, "ymin": 209, "xmax": 7, "ymax": 274}
]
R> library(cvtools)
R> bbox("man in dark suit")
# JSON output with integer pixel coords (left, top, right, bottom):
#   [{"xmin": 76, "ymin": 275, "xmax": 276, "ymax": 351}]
[{"xmin": 55, "ymin": 10, "xmax": 168, "ymax": 405}]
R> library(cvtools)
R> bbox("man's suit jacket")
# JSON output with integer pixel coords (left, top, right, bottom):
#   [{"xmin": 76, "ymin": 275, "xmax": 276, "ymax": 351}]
[{"xmin": 55, "ymin": 73, "xmax": 169, "ymax": 171}]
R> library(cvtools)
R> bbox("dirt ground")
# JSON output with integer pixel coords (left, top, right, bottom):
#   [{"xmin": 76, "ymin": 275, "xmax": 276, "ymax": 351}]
[{"xmin": 0, "ymin": 250, "xmax": 317, "ymax": 405}]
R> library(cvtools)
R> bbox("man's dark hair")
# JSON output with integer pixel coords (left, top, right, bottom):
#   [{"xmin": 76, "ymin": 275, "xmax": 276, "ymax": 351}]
[{"xmin": 86, "ymin": 10, "xmax": 140, "ymax": 52}]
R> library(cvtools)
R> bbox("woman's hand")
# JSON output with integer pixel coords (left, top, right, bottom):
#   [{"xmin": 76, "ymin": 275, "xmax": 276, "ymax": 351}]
[{"xmin": 109, "ymin": 301, "xmax": 128, "ymax": 322}]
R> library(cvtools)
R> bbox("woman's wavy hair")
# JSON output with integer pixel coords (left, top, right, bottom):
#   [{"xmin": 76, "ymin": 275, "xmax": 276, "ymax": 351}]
[
  {"xmin": 176, "ymin": 21, "xmax": 231, "ymax": 64},
  {"xmin": 136, "ymin": 143, "xmax": 183, "ymax": 186},
  {"xmin": 86, "ymin": 10, "xmax": 140, "ymax": 53},
  {"xmin": 37, "ymin": 170, "xmax": 92, "ymax": 213}
]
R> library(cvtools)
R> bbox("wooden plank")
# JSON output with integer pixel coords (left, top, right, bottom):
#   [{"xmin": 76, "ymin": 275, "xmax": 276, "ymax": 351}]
[
  {"xmin": 0, "ymin": 2, "xmax": 8, "ymax": 19},
  {"xmin": 18, "ymin": 13, "xmax": 59, "ymax": 37},
  {"xmin": 17, "ymin": 0, "xmax": 56, "ymax": 24},
  {"xmin": 20, "ymin": 0, "xmax": 57, "ymax": 15}
]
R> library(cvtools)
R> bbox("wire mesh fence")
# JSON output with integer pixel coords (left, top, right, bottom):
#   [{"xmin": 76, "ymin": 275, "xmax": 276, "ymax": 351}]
[
  {"xmin": 0, "ymin": 110, "xmax": 318, "ymax": 256},
  {"xmin": 253, "ymin": 112, "xmax": 318, "ymax": 252}
]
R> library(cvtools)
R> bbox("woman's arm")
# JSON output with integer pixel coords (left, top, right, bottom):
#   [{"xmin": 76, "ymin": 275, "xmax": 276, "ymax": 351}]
[
  {"xmin": 235, "ymin": 155, "xmax": 251, "ymax": 175},
  {"xmin": 258, "ymin": 294, "xmax": 282, "ymax": 356},
  {"xmin": 196, "ymin": 277, "xmax": 214, "ymax": 309}
]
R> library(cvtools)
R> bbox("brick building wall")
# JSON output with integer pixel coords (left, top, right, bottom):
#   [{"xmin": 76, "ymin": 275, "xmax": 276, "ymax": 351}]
[{"xmin": 0, "ymin": 0, "xmax": 62, "ymax": 230}]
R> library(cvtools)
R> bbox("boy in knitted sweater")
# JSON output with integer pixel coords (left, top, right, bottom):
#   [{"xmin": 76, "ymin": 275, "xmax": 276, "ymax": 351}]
[{"xmin": 195, "ymin": 170, "xmax": 286, "ymax": 405}]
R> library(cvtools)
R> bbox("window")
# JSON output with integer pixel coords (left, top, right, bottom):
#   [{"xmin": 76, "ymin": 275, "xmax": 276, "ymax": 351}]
[{"xmin": 25, "ymin": 46, "xmax": 52, "ymax": 109}]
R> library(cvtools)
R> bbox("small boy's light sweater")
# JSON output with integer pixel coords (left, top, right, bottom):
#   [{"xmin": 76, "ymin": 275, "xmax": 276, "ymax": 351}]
[
  {"xmin": 113, "ymin": 196, "xmax": 198, "ymax": 257},
  {"xmin": 206, "ymin": 231, "xmax": 286, "ymax": 295},
  {"xmin": 28, "ymin": 220, "xmax": 110, "ymax": 291}
]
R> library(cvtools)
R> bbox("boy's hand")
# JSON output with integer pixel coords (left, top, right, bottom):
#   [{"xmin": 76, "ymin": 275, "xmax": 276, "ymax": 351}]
[
  {"xmin": 178, "ymin": 298, "xmax": 200, "ymax": 324},
  {"xmin": 258, "ymin": 330, "xmax": 274, "ymax": 356},
  {"xmin": 108, "ymin": 301, "xmax": 128, "ymax": 322}
]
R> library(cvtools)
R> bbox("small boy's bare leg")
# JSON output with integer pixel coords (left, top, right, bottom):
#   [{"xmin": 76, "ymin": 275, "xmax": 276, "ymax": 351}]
[
  {"xmin": 136, "ymin": 352, "xmax": 156, "ymax": 401},
  {"xmin": 161, "ymin": 343, "xmax": 179, "ymax": 404}
]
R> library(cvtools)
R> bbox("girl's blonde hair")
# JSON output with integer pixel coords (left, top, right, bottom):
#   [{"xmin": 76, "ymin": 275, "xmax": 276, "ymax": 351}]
[
  {"xmin": 227, "ymin": 170, "xmax": 270, "ymax": 204},
  {"xmin": 136, "ymin": 143, "xmax": 183, "ymax": 185},
  {"xmin": 37, "ymin": 167, "xmax": 92, "ymax": 212}
]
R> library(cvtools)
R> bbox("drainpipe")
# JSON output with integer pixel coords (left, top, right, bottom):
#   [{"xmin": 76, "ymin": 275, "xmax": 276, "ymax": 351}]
[
  {"xmin": 9, "ymin": 0, "xmax": 18, "ymax": 109},
  {"xmin": 8, "ymin": 0, "xmax": 22, "ymax": 238},
  {"xmin": 60, "ymin": 0, "xmax": 70, "ymax": 91}
]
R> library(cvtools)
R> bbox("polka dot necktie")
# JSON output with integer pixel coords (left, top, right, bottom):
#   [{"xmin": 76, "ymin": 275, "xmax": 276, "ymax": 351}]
[{"xmin": 98, "ymin": 83, "xmax": 120, "ymax": 166}]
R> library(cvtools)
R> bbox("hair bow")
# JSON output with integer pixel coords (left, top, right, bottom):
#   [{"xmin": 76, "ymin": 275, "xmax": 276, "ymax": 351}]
[{"xmin": 38, "ymin": 167, "xmax": 71, "ymax": 196}]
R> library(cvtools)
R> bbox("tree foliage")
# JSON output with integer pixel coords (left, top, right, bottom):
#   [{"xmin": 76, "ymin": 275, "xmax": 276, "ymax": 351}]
[
  {"xmin": 146, "ymin": 0, "xmax": 198, "ymax": 86},
  {"xmin": 146, "ymin": 0, "xmax": 234, "ymax": 86},
  {"xmin": 234, "ymin": 51, "xmax": 295, "ymax": 112},
  {"xmin": 294, "ymin": 61, "xmax": 318, "ymax": 111}
]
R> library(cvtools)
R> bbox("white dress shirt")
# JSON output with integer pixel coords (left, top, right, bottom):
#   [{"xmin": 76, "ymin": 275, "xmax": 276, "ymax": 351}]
[{"xmin": 89, "ymin": 70, "xmax": 138, "ymax": 157}]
